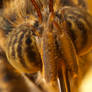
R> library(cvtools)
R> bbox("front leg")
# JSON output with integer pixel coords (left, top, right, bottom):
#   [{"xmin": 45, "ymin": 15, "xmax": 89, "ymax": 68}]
[{"xmin": 40, "ymin": 27, "xmax": 60, "ymax": 92}]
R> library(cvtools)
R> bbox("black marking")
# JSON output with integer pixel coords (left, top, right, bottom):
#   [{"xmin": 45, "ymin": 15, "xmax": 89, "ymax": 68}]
[
  {"xmin": 11, "ymin": 30, "xmax": 23, "ymax": 58},
  {"xmin": 66, "ymin": 19, "xmax": 81, "ymax": 52},
  {"xmin": 11, "ymin": 38, "xmax": 17, "ymax": 58},
  {"xmin": 55, "ymin": 12, "xmax": 62, "ymax": 20},
  {"xmin": 66, "ymin": 10, "xmax": 91, "ymax": 27},
  {"xmin": 0, "ymin": 49, "xmax": 6, "ymax": 59},
  {"xmin": 33, "ymin": 21, "xmax": 39, "ymax": 28},
  {"xmin": 66, "ymin": 20, "xmax": 76, "ymax": 41},
  {"xmin": 17, "ymin": 31, "xmax": 28, "ymax": 68},
  {"xmin": 8, "ymin": 32, "xmax": 16, "ymax": 56},
  {"xmin": 0, "ymin": 0, "xmax": 3, "ymax": 8},
  {"xmin": 25, "ymin": 36, "xmax": 32, "ymax": 45},
  {"xmin": 75, "ymin": 19, "xmax": 87, "ymax": 48},
  {"xmin": 67, "ymin": 20, "xmax": 72, "ymax": 28},
  {"xmin": 69, "ymin": 10, "xmax": 84, "ymax": 18},
  {"xmin": 66, "ymin": 15, "xmax": 87, "ymax": 49},
  {"xmin": 25, "ymin": 43, "xmax": 37, "ymax": 63},
  {"xmin": 2, "ymin": 16, "xmax": 14, "ymax": 34},
  {"xmin": 67, "ymin": 15, "xmax": 76, "ymax": 20},
  {"xmin": 25, "ymin": 73, "xmax": 38, "ymax": 83},
  {"xmin": 25, "ymin": 34, "xmax": 38, "ymax": 64}
]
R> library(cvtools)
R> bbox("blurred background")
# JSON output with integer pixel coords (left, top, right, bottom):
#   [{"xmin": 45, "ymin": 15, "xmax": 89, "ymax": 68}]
[
  {"xmin": 86, "ymin": 0, "xmax": 92, "ymax": 14},
  {"xmin": 79, "ymin": 1, "xmax": 92, "ymax": 92}
]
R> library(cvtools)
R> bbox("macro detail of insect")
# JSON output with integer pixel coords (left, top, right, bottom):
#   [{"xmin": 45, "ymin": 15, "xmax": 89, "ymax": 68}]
[{"xmin": 0, "ymin": 0, "xmax": 92, "ymax": 92}]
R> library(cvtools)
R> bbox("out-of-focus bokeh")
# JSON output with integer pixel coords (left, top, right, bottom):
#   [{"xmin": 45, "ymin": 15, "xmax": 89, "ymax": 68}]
[
  {"xmin": 79, "ymin": 1, "xmax": 92, "ymax": 92},
  {"xmin": 79, "ymin": 68, "xmax": 92, "ymax": 92},
  {"xmin": 86, "ymin": 0, "xmax": 92, "ymax": 14},
  {"xmin": 78, "ymin": 51, "xmax": 92, "ymax": 92}
]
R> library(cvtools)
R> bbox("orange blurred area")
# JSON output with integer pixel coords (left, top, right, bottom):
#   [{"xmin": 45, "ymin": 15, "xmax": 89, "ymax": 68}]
[
  {"xmin": 80, "ymin": 1, "xmax": 92, "ymax": 91},
  {"xmin": 86, "ymin": 0, "xmax": 92, "ymax": 14},
  {"xmin": 79, "ymin": 68, "xmax": 92, "ymax": 92}
]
